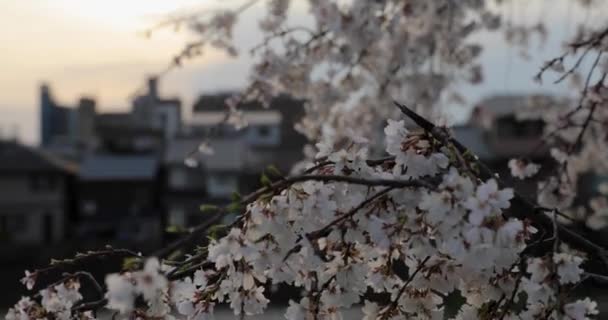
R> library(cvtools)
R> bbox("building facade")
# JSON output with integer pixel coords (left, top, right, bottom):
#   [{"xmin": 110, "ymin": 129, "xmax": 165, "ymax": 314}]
[{"xmin": 0, "ymin": 140, "xmax": 76, "ymax": 245}]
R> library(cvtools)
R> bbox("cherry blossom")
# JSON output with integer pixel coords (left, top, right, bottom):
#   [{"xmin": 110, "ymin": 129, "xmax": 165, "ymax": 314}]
[
  {"xmin": 553, "ymin": 252, "xmax": 584, "ymax": 284},
  {"xmin": 20, "ymin": 270, "xmax": 36, "ymax": 291},
  {"xmin": 8, "ymin": 0, "xmax": 608, "ymax": 319},
  {"xmin": 508, "ymin": 158, "xmax": 540, "ymax": 179},
  {"xmin": 587, "ymin": 196, "xmax": 608, "ymax": 230},
  {"xmin": 7, "ymin": 279, "xmax": 85, "ymax": 320},
  {"xmin": 105, "ymin": 273, "xmax": 135, "ymax": 314},
  {"xmin": 464, "ymin": 179, "xmax": 513, "ymax": 225},
  {"xmin": 563, "ymin": 298, "xmax": 599, "ymax": 320},
  {"xmin": 105, "ymin": 258, "xmax": 170, "ymax": 317}
]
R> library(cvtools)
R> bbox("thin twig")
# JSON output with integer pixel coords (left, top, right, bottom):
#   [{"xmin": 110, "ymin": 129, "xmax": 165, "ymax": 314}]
[
  {"xmin": 380, "ymin": 256, "xmax": 431, "ymax": 318},
  {"xmin": 393, "ymin": 101, "xmax": 608, "ymax": 268}
]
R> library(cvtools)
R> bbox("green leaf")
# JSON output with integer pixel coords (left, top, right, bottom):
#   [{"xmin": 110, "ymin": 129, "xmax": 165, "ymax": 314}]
[
  {"xmin": 227, "ymin": 202, "xmax": 242, "ymax": 213},
  {"xmin": 122, "ymin": 257, "xmax": 142, "ymax": 271},
  {"xmin": 260, "ymin": 173, "xmax": 272, "ymax": 187},
  {"xmin": 231, "ymin": 192, "xmax": 242, "ymax": 202},
  {"xmin": 167, "ymin": 250, "xmax": 183, "ymax": 262},
  {"xmin": 266, "ymin": 165, "xmax": 282, "ymax": 177},
  {"xmin": 165, "ymin": 225, "xmax": 186, "ymax": 233},
  {"xmin": 200, "ymin": 204, "xmax": 219, "ymax": 214},
  {"xmin": 207, "ymin": 224, "xmax": 227, "ymax": 240}
]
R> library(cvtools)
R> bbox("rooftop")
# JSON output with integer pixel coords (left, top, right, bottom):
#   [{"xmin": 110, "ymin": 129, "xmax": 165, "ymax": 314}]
[
  {"xmin": 0, "ymin": 140, "xmax": 77, "ymax": 174},
  {"xmin": 188, "ymin": 110, "xmax": 282, "ymax": 127},
  {"xmin": 165, "ymin": 137, "xmax": 248, "ymax": 172}
]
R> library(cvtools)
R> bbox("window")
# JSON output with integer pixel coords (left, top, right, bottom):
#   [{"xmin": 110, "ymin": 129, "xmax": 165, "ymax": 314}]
[
  {"xmin": 206, "ymin": 175, "xmax": 238, "ymax": 198},
  {"xmin": 257, "ymin": 125, "xmax": 270, "ymax": 137},
  {"xmin": 246, "ymin": 124, "xmax": 280, "ymax": 146},
  {"xmin": 496, "ymin": 116, "xmax": 544, "ymax": 139}
]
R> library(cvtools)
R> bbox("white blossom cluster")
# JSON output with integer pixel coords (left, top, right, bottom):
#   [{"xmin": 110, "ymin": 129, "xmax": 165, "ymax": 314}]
[
  {"xmin": 7, "ymin": 118, "xmax": 602, "ymax": 320},
  {"xmin": 524, "ymin": 34, "xmax": 608, "ymax": 228},
  {"xmin": 174, "ymin": 0, "xmax": 607, "ymax": 235},
  {"xmin": 177, "ymin": 119, "xmax": 591, "ymax": 319},
  {"xmin": 173, "ymin": 0, "xmax": 607, "ymax": 231},
  {"xmin": 508, "ymin": 158, "xmax": 540, "ymax": 180},
  {"xmin": 6, "ymin": 279, "xmax": 92, "ymax": 320},
  {"xmin": 8, "ymin": 0, "xmax": 608, "ymax": 319},
  {"xmin": 165, "ymin": 0, "xmax": 520, "ymax": 146},
  {"xmin": 105, "ymin": 258, "xmax": 171, "ymax": 318}
]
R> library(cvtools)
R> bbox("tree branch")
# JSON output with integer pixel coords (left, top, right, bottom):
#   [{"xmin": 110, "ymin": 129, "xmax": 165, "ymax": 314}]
[
  {"xmin": 393, "ymin": 101, "xmax": 608, "ymax": 267},
  {"xmin": 381, "ymin": 256, "xmax": 431, "ymax": 318},
  {"xmin": 156, "ymin": 173, "xmax": 435, "ymax": 258}
]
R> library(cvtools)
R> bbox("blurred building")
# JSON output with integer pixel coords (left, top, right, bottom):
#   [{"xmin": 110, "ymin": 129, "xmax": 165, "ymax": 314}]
[
  {"xmin": 93, "ymin": 77, "xmax": 180, "ymax": 154},
  {"xmin": 76, "ymin": 154, "xmax": 162, "ymax": 246},
  {"xmin": 40, "ymin": 77, "xmax": 180, "ymax": 157},
  {"xmin": 192, "ymin": 93, "xmax": 307, "ymax": 150},
  {"xmin": 36, "ymin": 80, "xmax": 309, "ymax": 243},
  {"xmin": 132, "ymin": 77, "xmax": 182, "ymax": 141},
  {"xmin": 40, "ymin": 84, "xmax": 69, "ymax": 147},
  {"xmin": 452, "ymin": 94, "xmax": 571, "ymax": 199},
  {"xmin": 163, "ymin": 93, "xmax": 306, "ymax": 229},
  {"xmin": 454, "ymin": 94, "xmax": 569, "ymax": 162},
  {"xmin": 94, "ymin": 113, "xmax": 164, "ymax": 154},
  {"xmin": 37, "ymin": 77, "xmax": 181, "ymax": 246},
  {"xmin": 0, "ymin": 139, "xmax": 77, "ymax": 245}
]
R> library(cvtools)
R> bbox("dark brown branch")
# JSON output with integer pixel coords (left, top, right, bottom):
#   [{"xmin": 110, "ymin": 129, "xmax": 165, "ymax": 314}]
[
  {"xmin": 284, "ymin": 187, "xmax": 396, "ymax": 261},
  {"xmin": 381, "ymin": 256, "xmax": 431, "ymax": 318},
  {"xmin": 553, "ymin": 46, "xmax": 592, "ymax": 84},
  {"xmin": 154, "ymin": 212, "xmax": 225, "ymax": 259},
  {"xmin": 156, "ymin": 173, "xmax": 434, "ymax": 258},
  {"xmin": 33, "ymin": 272, "xmax": 102, "ymax": 301},
  {"xmin": 167, "ymin": 261, "xmax": 214, "ymax": 281},
  {"xmin": 32, "ymin": 248, "xmax": 139, "ymax": 285},
  {"xmin": 78, "ymin": 271, "xmax": 104, "ymax": 299},
  {"xmin": 72, "ymin": 298, "xmax": 107, "ymax": 312},
  {"xmin": 307, "ymin": 187, "xmax": 394, "ymax": 240},
  {"xmin": 499, "ymin": 270, "xmax": 524, "ymax": 320},
  {"xmin": 393, "ymin": 101, "xmax": 608, "ymax": 267},
  {"xmin": 302, "ymin": 156, "xmax": 394, "ymax": 175},
  {"xmin": 570, "ymin": 25, "xmax": 608, "ymax": 49}
]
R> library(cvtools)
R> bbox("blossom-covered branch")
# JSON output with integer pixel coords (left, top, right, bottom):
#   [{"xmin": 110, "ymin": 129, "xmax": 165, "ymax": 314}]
[{"xmin": 8, "ymin": 1, "xmax": 608, "ymax": 320}]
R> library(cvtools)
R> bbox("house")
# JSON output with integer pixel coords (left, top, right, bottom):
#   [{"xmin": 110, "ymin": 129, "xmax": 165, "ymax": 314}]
[
  {"xmin": 132, "ymin": 77, "xmax": 182, "ymax": 141},
  {"xmin": 188, "ymin": 110, "xmax": 283, "ymax": 146},
  {"xmin": 76, "ymin": 154, "xmax": 163, "ymax": 247},
  {"xmin": 0, "ymin": 139, "xmax": 77, "ymax": 245},
  {"xmin": 462, "ymin": 94, "xmax": 570, "ymax": 159},
  {"xmin": 164, "ymin": 138, "xmax": 250, "ymax": 228},
  {"xmin": 452, "ymin": 94, "xmax": 570, "ymax": 197},
  {"xmin": 192, "ymin": 92, "xmax": 307, "ymax": 151},
  {"xmin": 454, "ymin": 94, "xmax": 571, "ymax": 161},
  {"xmin": 163, "ymin": 93, "xmax": 307, "ymax": 229},
  {"xmin": 95, "ymin": 113, "xmax": 164, "ymax": 154},
  {"xmin": 40, "ymin": 76, "xmax": 181, "ymax": 158}
]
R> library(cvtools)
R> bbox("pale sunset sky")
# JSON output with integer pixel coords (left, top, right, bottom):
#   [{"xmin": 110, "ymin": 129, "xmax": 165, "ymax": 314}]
[{"xmin": 0, "ymin": 0, "xmax": 604, "ymax": 144}]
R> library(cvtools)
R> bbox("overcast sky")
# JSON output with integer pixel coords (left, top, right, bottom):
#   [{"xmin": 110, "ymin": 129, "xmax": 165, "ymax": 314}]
[{"xmin": 0, "ymin": 0, "xmax": 605, "ymax": 144}]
